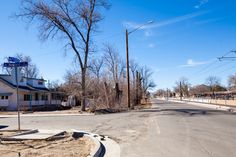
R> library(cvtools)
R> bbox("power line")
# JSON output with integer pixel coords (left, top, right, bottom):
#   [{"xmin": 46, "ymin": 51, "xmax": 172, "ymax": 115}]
[
  {"xmin": 218, "ymin": 50, "xmax": 236, "ymax": 61},
  {"xmin": 216, "ymin": 64, "xmax": 236, "ymax": 76},
  {"xmin": 188, "ymin": 50, "xmax": 236, "ymax": 84},
  {"xmin": 190, "ymin": 61, "xmax": 233, "ymax": 82},
  {"xmin": 192, "ymin": 59, "xmax": 218, "ymax": 76},
  {"xmin": 194, "ymin": 50, "xmax": 236, "ymax": 76}
]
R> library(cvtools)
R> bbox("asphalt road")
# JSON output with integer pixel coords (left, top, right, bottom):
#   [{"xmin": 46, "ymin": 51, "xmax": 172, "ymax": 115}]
[{"xmin": 1, "ymin": 99, "xmax": 236, "ymax": 157}]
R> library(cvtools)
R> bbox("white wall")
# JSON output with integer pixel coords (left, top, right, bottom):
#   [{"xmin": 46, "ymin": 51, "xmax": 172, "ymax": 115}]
[
  {"xmin": 27, "ymin": 79, "xmax": 46, "ymax": 88},
  {"xmin": 0, "ymin": 81, "xmax": 17, "ymax": 110}
]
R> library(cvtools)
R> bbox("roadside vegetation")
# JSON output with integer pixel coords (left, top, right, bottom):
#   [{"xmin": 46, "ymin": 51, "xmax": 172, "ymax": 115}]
[
  {"xmin": 155, "ymin": 75, "xmax": 236, "ymax": 100},
  {"xmin": 9, "ymin": 0, "xmax": 155, "ymax": 112}
]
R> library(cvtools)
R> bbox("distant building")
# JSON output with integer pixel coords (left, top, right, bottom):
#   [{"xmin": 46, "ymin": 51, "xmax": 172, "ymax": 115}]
[{"xmin": 0, "ymin": 68, "xmax": 61, "ymax": 111}]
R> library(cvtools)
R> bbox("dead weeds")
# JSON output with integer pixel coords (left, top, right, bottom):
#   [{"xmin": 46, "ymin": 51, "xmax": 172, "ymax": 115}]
[{"xmin": 0, "ymin": 132, "xmax": 94, "ymax": 157}]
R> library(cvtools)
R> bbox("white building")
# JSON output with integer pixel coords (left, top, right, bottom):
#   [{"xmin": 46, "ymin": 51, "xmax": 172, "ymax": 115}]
[{"xmin": 0, "ymin": 68, "xmax": 61, "ymax": 111}]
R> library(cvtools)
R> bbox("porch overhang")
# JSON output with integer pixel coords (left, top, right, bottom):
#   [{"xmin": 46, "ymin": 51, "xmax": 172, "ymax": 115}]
[{"xmin": 0, "ymin": 93, "xmax": 13, "ymax": 96}]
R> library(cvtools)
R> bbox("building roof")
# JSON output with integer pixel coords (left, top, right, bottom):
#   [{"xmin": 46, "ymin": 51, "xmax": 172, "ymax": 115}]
[
  {"xmin": 0, "ymin": 74, "xmax": 10, "ymax": 76},
  {"xmin": 23, "ymin": 77, "xmax": 46, "ymax": 82},
  {"xmin": 27, "ymin": 83, "xmax": 49, "ymax": 92},
  {"xmin": 0, "ymin": 77, "xmax": 34, "ymax": 91},
  {"xmin": 0, "ymin": 76, "xmax": 49, "ymax": 92},
  {"xmin": 0, "ymin": 92, "xmax": 13, "ymax": 96}
]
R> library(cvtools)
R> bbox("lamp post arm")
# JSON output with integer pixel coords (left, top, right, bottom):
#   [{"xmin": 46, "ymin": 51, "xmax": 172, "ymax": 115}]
[{"xmin": 128, "ymin": 20, "xmax": 154, "ymax": 35}]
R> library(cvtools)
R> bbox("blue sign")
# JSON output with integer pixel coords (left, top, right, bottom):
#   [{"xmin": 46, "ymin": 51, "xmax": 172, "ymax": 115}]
[
  {"xmin": 8, "ymin": 57, "xmax": 20, "ymax": 63},
  {"xmin": 3, "ymin": 62, "xmax": 28, "ymax": 67}
]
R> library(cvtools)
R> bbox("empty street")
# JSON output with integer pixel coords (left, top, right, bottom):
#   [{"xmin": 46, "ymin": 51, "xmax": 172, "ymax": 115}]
[{"xmin": 1, "ymin": 100, "xmax": 236, "ymax": 157}]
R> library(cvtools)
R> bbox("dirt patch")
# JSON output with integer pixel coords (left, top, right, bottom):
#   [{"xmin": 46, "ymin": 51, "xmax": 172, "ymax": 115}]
[
  {"xmin": 0, "ymin": 132, "xmax": 94, "ymax": 157},
  {"xmin": 134, "ymin": 103, "xmax": 152, "ymax": 110},
  {"xmin": 0, "ymin": 112, "xmax": 17, "ymax": 115},
  {"xmin": 0, "ymin": 107, "xmax": 93, "ymax": 116}
]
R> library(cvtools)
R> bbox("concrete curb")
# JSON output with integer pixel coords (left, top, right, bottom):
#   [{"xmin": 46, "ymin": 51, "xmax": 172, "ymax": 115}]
[
  {"xmin": 85, "ymin": 134, "xmax": 103, "ymax": 157},
  {"xmin": 72, "ymin": 130, "xmax": 103, "ymax": 157},
  {"xmin": 0, "ymin": 113, "xmax": 94, "ymax": 118},
  {"xmin": 72, "ymin": 130, "xmax": 120, "ymax": 157},
  {"xmin": 98, "ymin": 135, "xmax": 120, "ymax": 157},
  {"xmin": 1, "ymin": 129, "xmax": 117, "ymax": 157}
]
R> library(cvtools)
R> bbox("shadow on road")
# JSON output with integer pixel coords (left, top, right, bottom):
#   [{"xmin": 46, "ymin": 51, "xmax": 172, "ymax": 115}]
[
  {"xmin": 0, "ymin": 125, "xmax": 8, "ymax": 129},
  {"xmin": 136, "ymin": 108, "xmax": 236, "ymax": 116}
]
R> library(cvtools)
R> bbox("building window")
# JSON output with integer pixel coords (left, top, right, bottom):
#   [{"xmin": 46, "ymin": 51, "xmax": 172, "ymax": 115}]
[
  {"xmin": 41, "ymin": 95, "xmax": 48, "ymax": 101},
  {"xmin": 20, "ymin": 78, "xmax": 24, "ymax": 82},
  {"xmin": 38, "ymin": 81, "xmax": 43, "ymax": 85},
  {"xmin": 24, "ymin": 94, "xmax": 31, "ymax": 101},
  {"xmin": 35, "ymin": 93, "xmax": 39, "ymax": 101},
  {"xmin": 5, "ymin": 96, "xmax": 8, "ymax": 99},
  {"xmin": 1, "ymin": 96, "xmax": 4, "ymax": 100}
]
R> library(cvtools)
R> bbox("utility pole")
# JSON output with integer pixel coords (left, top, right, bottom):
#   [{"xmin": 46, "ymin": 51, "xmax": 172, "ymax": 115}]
[
  {"xmin": 126, "ymin": 29, "xmax": 131, "ymax": 109},
  {"xmin": 180, "ymin": 81, "xmax": 183, "ymax": 101},
  {"xmin": 166, "ymin": 88, "xmax": 169, "ymax": 101},
  {"xmin": 125, "ymin": 20, "xmax": 154, "ymax": 109}
]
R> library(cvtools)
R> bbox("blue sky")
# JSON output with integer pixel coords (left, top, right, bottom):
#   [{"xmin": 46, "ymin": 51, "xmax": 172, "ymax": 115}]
[{"xmin": 1, "ymin": 0, "xmax": 236, "ymax": 90}]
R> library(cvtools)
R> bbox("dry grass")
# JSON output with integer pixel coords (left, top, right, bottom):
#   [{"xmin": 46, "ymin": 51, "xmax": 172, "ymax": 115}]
[{"xmin": 0, "ymin": 132, "xmax": 94, "ymax": 157}]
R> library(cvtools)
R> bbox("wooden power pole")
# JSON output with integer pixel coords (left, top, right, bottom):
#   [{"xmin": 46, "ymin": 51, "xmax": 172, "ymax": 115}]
[{"xmin": 126, "ymin": 29, "xmax": 131, "ymax": 109}]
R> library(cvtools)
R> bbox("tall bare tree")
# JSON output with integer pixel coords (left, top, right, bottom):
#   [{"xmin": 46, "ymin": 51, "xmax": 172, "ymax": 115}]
[
  {"xmin": 103, "ymin": 43, "xmax": 125, "ymax": 84},
  {"xmin": 89, "ymin": 57, "xmax": 104, "ymax": 82},
  {"xmin": 189, "ymin": 84, "xmax": 211, "ymax": 96},
  {"xmin": 205, "ymin": 76, "xmax": 221, "ymax": 94},
  {"xmin": 16, "ymin": 54, "xmax": 39, "ymax": 78},
  {"xmin": 139, "ymin": 66, "xmax": 156, "ymax": 94},
  {"xmin": 130, "ymin": 59, "xmax": 138, "ymax": 86},
  {"xmin": 17, "ymin": 0, "xmax": 110, "ymax": 111},
  {"xmin": 228, "ymin": 74, "xmax": 236, "ymax": 90},
  {"xmin": 174, "ymin": 77, "xmax": 191, "ymax": 97}
]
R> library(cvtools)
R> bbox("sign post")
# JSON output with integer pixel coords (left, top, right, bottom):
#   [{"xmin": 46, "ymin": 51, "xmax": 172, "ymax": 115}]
[{"xmin": 3, "ymin": 57, "xmax": 28, "ymax": 131}]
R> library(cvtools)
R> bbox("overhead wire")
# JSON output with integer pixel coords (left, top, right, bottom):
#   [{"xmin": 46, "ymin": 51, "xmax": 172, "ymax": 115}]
[{"xmin": 188, "ymin": 50, "xmax": 236, "ymax": 83}]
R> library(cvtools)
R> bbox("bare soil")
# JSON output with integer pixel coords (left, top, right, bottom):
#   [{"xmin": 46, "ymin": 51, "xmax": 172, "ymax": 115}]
[
  {"xmin": 0, "ymin": 106, "xmax": 90, "ymax": 116},
  {"xmin": 0, "ymin": 132, "xmax": 94, "ymax": 157}
]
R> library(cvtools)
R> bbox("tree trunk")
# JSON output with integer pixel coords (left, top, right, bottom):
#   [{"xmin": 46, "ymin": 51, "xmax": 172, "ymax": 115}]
[
  {"xmin": 135, "ymin": 71, "xmax": 139, "ymax": 106},
  {"xmin": 81, "ymin": 68, "xmax": 86, "ymax": 111},
  {"xmin": 104, "ymin": 82, "xmax": 110, "ymax": 108}
]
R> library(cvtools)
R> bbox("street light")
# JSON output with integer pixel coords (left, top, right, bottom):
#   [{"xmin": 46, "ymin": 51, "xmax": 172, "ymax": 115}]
[{"xmin": 126, "ymin": 20, "xmax": 154, "ymax": 109}]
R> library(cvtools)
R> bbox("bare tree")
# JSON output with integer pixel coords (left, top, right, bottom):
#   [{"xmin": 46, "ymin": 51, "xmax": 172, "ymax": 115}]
[
  {"xmin": 17, "ymin": 0, "xmax": 110, "ymax": 111},
  {"xmin": 139, "ymin": 66, "xmax": 156, "ymax": 95},
  {"xmin": 16, "ymin": 54, "xmax": 39, "ymax": 78},
  {"xmin": 3, "ymin": 54, "xmax": 39, "ymax": 78},
  {"xmin": 63, "ymin": 69, "xmax": 81, "ymax": 97},
  {"xmin": 205, "ymin": 76, "xmax": 221, "ymax": 94},
  {"xmin": 154, "ymin": 89, "xmax": 166, "ymax": 97},
  {"xmin": 174, "ymin": 77, "xmax": 191, "ymax": 97},
  {"xmin": 228, "ymin": 74, "xmax": 236, "ymax": 90},
  {"xmin": 103, "ymin": 43, "xmax": 125, "ymax": 84},
  {"xmin": 89, "ymin": 57, "xmax": 104, "ymax": 82},
  {"xmin": 189, "ymin": 84, "xmax": 211, "ymax": 96},
  {"xmin": 130, "ymin": 59, "xmax": 138, "ymax": 86}
]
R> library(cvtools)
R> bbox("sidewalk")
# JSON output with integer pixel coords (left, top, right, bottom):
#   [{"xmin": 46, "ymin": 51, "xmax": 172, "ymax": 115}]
[
  {"xmin": 0, "ymin": 110, "xmax": 94, "ymax": 118},
  {"xmin": 157, "ymin": 98, "xmax": 236, "ymax": 112}
]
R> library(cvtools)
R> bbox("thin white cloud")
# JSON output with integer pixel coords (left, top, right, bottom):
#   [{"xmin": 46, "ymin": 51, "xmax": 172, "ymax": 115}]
[
  {"xmin": 148, "ymin": 43, "xmax": 155, "ymax": 48},
  {"xmin": 194, "ymin": 0, "xmax": 209, "ymax": 9},
  {"xmin": 123, "ymin": 11, "xmax": 207, "ymax": 30},
  {"xmin": 180, "ymin": 59, "xmax": 208, "ymax": 67}
]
